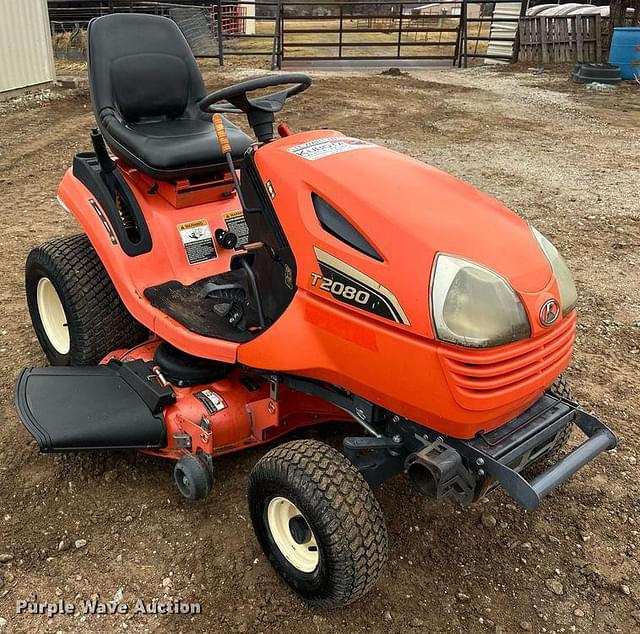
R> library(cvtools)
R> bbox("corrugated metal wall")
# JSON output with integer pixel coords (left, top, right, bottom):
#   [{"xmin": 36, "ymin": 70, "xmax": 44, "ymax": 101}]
[
  {"xmin": 485, "ymin": 2, "xmax": 523, "ymax": 63},
  {"xmin": 0, "ymin": 0, "xmax": 55, "ymax": 93}
]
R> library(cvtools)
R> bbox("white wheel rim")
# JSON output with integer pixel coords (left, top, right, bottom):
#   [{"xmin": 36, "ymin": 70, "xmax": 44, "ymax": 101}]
[
  {"xmin": 36, "ymin": 277, "xmax": 70, "ymax": 355},
  {"xmin": 267, "ymin": 497, "xmax": 319, "ymax": 573}
]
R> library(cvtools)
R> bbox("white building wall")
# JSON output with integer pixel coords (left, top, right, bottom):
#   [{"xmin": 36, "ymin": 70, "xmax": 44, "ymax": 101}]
[
  {"xmin": 239, "ymin": 2, "xmax": 256, "ymax": 35},
  {"xmin": 0, "ymin": 0, "xmax": 56, "ymax": 94}
]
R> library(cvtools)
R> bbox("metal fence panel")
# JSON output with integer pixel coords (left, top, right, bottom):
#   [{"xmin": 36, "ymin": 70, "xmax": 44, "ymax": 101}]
[
  {"xmin": 279, "ymin": 1, "xmax": 464, "ymax": 68},
  {"xmin": 45, "ymin": 0, "xmax": 528, "ymax": 70}
]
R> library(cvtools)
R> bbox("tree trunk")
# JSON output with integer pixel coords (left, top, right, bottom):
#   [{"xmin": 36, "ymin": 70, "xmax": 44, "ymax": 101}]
[{"xmin": 609, "ymin": 0, "xmax": 629, "ymax": 47}]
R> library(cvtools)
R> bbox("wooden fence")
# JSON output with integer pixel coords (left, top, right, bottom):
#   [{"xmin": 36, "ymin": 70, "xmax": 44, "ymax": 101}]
[{"xmin": 519, "ymin": 15, "xmax": 602, "ymax": 63}]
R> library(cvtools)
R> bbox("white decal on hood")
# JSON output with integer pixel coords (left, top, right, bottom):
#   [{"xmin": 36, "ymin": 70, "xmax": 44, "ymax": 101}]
[{"xmin": 288, "ymin": 137, "xmax": 376, "ymax": 161}]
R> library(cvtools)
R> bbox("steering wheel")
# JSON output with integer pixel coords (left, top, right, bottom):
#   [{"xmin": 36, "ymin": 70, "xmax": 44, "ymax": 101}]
[
  {"xmin": 199, "ymin": 73, "xmax": 311, "ymax": 115},
  {"xmin": 199, "ymin": 74, "xmax": 311, "ymax": 142}
]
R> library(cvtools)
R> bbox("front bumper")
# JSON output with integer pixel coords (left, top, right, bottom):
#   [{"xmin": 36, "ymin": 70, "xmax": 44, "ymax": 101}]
[
  {"xmin": 449, "ymin": 393, "xmax": 617, "ymax": 510},
  {"xmin": 345, "ymin": 392, "xmax": 617, "ymax": 511}
]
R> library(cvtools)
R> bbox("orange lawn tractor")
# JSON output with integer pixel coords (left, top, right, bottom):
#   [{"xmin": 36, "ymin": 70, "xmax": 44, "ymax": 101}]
[{"xmin": 15, "ymin": 13, "xmax": 616, "ymax": 608}]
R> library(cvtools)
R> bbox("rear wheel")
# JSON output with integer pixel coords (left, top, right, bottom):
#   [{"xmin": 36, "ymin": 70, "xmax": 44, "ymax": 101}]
[
  {"xmin": 248, "ymin": 439, "xmax": 388, "ymax": 608},
  {"xmin": 26, "ymin": 234, "xmax": 147, "ymax": 365}
]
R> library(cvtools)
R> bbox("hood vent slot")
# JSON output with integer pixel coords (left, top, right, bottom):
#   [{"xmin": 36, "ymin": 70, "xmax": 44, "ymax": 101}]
[{"xmin": 312, "ymin": 194, "xmax": 383, "ymax": 262}]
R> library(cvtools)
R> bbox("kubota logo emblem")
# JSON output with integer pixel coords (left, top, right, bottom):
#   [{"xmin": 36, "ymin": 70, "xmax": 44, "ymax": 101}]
[{"xmin": 539, "ymin": 299, "xmax": 560, "ymax": 327}]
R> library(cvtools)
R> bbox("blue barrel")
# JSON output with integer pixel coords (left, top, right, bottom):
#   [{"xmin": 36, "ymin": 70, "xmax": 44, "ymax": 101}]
[{"xmin": 609, "ymin": 27, "xmax": 640, "ymax": 81}]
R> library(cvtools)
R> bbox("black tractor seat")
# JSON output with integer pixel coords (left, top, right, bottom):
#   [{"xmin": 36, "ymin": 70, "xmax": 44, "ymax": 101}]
[{"xmin": 87, "ymin": 13, "xmax": 253, "ymax": 181}]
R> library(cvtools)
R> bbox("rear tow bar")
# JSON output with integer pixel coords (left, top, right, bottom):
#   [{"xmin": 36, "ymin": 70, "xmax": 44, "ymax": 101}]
[{"xmin": 449, "ymin": 396, "xmax": 617, "ymax": 511}]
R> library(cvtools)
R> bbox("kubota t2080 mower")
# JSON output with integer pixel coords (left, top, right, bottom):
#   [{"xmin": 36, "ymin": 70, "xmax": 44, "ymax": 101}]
[{"xmin": 15, "ymin": 13, "xmax": 616, "ymax": 608}]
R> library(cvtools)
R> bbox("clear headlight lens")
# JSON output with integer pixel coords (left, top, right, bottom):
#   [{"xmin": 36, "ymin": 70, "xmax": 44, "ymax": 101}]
[
  {"xmin": 431, "ymin": 255, "xmax": 531, "ymax": 348},
  {"xmin": 531, "ymin": 227, "xmax": 577, "ymax": 315}
]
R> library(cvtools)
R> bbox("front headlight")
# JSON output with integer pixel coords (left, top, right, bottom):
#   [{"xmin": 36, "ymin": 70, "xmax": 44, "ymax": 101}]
[
  {"xmin": 431, "ymin": 254, "xmax": 531, "ymax": 348},
  {"xmin": 531, "ymin": 227, "xmax": 577, "ymax": 315}
]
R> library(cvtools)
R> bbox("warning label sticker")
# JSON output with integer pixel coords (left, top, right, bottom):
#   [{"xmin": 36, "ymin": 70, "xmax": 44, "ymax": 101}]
[
  {"xmin": 223, "ymin": 209, "xmax": 250, "ymax": 250},
  {"xmin": 196, "ymin": 389, "xmax": 227, "ymax": 414},
  {"xmin": 288, "ymin": 137, "xmax": 376, "ymax": 161},
  {"xmin": 177, "ymin": 219, "xmax": 217, "ymax": 265}
]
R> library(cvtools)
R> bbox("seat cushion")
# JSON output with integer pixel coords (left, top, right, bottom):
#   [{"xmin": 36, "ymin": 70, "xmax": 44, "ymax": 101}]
[
  {"xmin": 101, "ymin": 112, "xmax": 253, "ymax": 179},
  {"xmin": 111, "ymin": 53, "xmax": 190, "ymax": 122},
  {"xmin": 87, "ymin": 13, "xmax": 253, "ymax": 181}
]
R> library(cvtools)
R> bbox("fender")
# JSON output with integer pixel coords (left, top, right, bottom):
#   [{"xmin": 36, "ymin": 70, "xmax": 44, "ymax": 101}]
[{"xmin": 56, "ymin": 164, "xmax": 244, "ymax": 364}]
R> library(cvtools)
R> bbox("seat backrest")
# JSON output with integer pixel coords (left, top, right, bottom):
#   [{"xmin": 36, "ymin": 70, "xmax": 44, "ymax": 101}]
[{"xmin": 88, "ymin": 13, "xmax": 205, "ymax": 123}]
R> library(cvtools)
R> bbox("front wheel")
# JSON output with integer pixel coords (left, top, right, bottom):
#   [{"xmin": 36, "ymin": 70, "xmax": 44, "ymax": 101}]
[
  {"xmin": 248, "ymin": 440, "xmax": 388, "ymax": 608},
  {"xmin": 543, "ymin": 374, "xmax": 575, "ymax": 460},
  {"xmin": 525, "ymin": 374, "xmax": 575, "ymax": 476}
]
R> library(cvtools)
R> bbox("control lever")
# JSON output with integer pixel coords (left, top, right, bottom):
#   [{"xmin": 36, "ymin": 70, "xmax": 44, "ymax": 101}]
[
  {"xmin": 211, "ymin": 116, "xmax": 267, "ymax": 331},
  {"xmin": 212, "ymin": 114, "xmax": 253, "ymax": 212},
  {"xmin": 211, "ymin": 117, "xmax": 279, "ymax": 264},
  {"xmin": 91, "ymin": 128, "xmax": 116, "ymax": 174}
]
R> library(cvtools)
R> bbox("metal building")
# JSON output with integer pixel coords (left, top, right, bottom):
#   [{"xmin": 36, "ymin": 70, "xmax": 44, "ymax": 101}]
[{"xmin": 0, "ymin": 0, "xmax": 56, "ymax": 95}]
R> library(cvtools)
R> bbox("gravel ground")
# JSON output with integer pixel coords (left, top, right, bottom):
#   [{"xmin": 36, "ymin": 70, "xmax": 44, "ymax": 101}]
[{"xmin": 0, "ymin": 65, "xmax": 638, "ymax": 633}]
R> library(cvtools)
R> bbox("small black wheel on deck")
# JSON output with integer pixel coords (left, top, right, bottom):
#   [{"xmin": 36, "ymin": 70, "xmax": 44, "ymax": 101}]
[
  {"xmin": 174, "ymin": 454, "xmax": 213, "ymax": 501},
  {"xmin": 25, "ymin": 234, "xmax": 147, "ymax": 366},
  {"xmin": 247, "ymin": 439, "xmax": 388, "ymax": 608}
]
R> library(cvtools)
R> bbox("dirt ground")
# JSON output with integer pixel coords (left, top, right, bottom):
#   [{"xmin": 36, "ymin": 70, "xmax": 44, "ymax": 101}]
[{"xmin": 0, "ymin": 66, "xmax": 639, "ymax": 634}]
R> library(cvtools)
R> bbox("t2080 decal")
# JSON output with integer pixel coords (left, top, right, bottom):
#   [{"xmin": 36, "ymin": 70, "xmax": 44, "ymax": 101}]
[
  {"xmin": 310, "ymin": 273, "xmax": 371, "ymax": 306},
  {"xmin": 311, "ymin": 247, "xmax": 410, "ymax": 326}
]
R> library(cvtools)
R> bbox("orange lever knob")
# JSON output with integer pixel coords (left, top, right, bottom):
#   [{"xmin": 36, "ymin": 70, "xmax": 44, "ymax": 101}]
[{"xmin": 212, "ymin": 114, "xmax": 232, "ymax": 155}]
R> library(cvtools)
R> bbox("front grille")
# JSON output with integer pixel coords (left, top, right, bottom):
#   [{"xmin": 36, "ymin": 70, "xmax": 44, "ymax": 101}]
[{"xmin": 439, "ymin": 312, "xmax": 576, "ymax": 410}]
